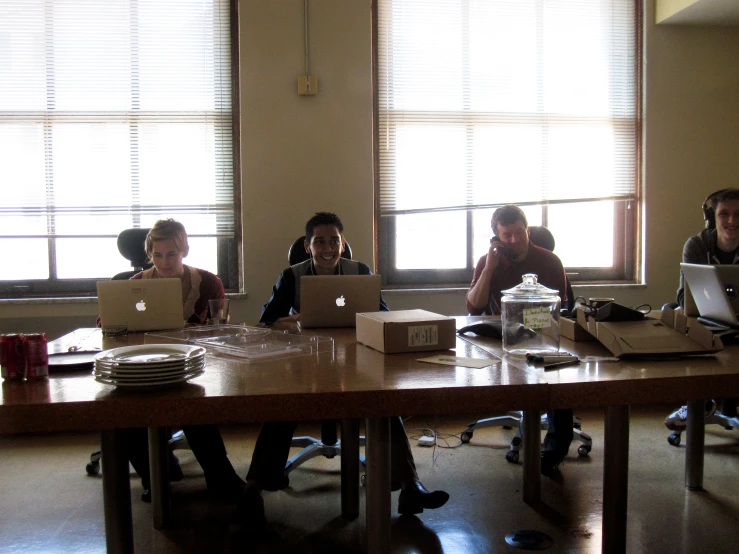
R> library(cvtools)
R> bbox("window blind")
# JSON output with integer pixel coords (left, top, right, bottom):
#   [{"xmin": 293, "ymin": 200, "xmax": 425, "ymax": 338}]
[
  {"xmin": 0, "ymin": 0, "xmax": 235, "ymax": 240},
  {"xmin": 377, "ymin": 0, "xmax": 637, "ymax": 216}
]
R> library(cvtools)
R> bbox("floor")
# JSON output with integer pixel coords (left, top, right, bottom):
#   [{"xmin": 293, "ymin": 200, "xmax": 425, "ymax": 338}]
[{"xmin": 2, "ymin": 404, "xmax": 739, "ymax": 553}]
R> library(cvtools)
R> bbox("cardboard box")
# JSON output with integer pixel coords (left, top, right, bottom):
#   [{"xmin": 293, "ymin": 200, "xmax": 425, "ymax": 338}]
[
  {"xmin": 356, "ymin": 309, "xmax": 457, "ymax": 354},
  {"xmin": 589, "ymin": 310, "xmax": 722, "ymax": 358},
  {"xmin": 561, "ymin": 316, "xmax": 596, "ymax": 341}
]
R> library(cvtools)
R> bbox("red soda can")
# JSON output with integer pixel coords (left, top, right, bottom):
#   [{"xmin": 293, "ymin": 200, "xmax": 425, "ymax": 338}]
[
  {"xmin": 1, "ymin": 334, "xmax": 25, "ymax": 380},
  {"xmin": 23, "ymin": 333, "xmax": 49, "ymax": 379}
]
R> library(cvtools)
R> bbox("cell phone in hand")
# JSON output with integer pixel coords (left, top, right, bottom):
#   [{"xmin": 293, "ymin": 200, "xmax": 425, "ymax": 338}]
[{"xmin": 490, "ymin": 236, "xmax": 515, "ymax": 259}]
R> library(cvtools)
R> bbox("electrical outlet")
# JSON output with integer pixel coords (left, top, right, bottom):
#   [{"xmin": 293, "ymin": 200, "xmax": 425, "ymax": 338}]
[{"xmin": 297, "ymin": 75, "xmax": 318, "ymax": 96}]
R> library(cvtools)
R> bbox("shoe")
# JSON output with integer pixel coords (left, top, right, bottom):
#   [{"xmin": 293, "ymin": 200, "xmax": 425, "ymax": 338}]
[
  {"xmin": 664, "ymin": 401, "xmax": 717, "ymax": 431},
  {"xmin": 397, "ymin": 481, "xmax": 449, "ymax": 515},
  {"xmin": 541, "ymin": 451, "xmax": 562, "ymax": 478},
  {"xmin": 232, "ymin": 487, "xmax": 266, "ymax": 531},
  {"xmin": 208, "ymin": 474, "xmax": 246, "ymax": 502},
  {"xmin": 141, "ymin": 489, "xmax": 151, "ymax": 503}
]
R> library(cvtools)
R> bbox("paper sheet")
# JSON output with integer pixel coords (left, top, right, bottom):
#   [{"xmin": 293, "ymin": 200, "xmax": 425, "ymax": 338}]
[{"xmin": 417, "ymin": 355, "xmax": 496, "ymax": 369}]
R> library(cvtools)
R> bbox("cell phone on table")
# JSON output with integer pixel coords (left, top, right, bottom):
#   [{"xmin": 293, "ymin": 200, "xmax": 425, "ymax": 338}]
[{"xmin": 490, "ymin": 236, "xmax": 515, "ymax": 259}]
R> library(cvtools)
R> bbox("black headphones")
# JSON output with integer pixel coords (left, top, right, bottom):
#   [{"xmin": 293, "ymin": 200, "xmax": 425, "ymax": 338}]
[{"xmin": 702, "ymin": 189, "xmax": 730, "ymax": 229}]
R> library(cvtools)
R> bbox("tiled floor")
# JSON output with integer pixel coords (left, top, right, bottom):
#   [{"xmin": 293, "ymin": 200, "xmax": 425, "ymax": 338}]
[{"xmin": 2, "ymin": 404, "xmax": 739, "ymax": 553}]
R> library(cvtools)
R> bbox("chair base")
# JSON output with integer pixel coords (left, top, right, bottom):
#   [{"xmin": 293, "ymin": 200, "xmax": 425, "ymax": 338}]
[
  {"xmin": 285, "ymin": 435, "xmax": 366, "ymax": 476},
  {"xmin": 667, "ymin": 412, "xmax": 739, "ymax": 447},
  {"xmin": 460, "ymin": 411, "xmax": 593, "ymax": 462}
]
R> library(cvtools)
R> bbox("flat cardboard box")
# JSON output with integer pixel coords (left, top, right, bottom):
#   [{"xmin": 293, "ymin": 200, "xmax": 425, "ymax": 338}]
[
  {"xmin": 587, "ymin": 310, "xmax": 722, "ymax": 358},
  {"xmin": 356, "ymin": 309, "xmax": 457, "ymax": 354},
  {"xmin": 561, "ymin": 316, "xmax": 596, "ymax": 341}
]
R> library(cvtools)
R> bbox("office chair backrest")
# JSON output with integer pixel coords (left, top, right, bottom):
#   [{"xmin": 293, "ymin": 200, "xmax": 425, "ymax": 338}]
[
  {"xmin": 112, "ymin": 228, "xmax": 152, "ymax": 280},
  {"xmin": 528, "ymin": 225, "xmax": 574, "ymax": 312},
  {"xmin": 288, "ymin": 235, "xmax": 353, "ymax": 266}
]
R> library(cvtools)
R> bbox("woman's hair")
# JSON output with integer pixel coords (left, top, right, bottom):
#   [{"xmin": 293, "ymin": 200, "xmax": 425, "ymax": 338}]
[{"xmin": 145, "ymin": 219, "xmax": 189, "ymax": 260}]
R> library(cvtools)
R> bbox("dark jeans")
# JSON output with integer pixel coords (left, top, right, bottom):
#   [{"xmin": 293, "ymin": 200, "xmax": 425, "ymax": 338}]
[
  {"xmin": 543, "ymin": 409, "xmax": 574, "ymax": 463},
  {"xmin": 123, "ymin": 424, "xmax": 237, "ymax": 490},
  {"xmin": 246, "ymin": 417, "xmax": 418, "ymax": 491}
]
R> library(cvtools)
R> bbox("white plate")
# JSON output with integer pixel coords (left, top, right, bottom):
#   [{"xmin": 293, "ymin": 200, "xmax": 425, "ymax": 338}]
[
  {"xmin": 94, "ymin": 369, "xmax": 204, "ymax": 388},
  {"xmin": 94, "ymin": 362, "xmax": 205, "ymax": 380},
  {"xmin": 94, "ymin": 344, "xmax": 206, "ymax": 367},
  {"xmin": 94, "ymin": 359, "xmax": 204, "ymax": 374}
]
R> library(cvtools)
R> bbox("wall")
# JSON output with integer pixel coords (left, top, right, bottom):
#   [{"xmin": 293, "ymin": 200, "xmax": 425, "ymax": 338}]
[{"xmin": 1, "ymin": 0, "xmax": 739, "ymax": 339}]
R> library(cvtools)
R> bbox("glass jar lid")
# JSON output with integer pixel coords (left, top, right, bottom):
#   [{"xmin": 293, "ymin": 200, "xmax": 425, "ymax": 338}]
[{"xmin": 501, "ymin": 273, "xmax": 560, "ymax": 300}]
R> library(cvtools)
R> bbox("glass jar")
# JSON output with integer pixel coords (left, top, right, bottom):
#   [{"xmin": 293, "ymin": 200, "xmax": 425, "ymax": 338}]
[{"xmin": 501, "ymin": 273, "xmax": 561, "ymax": 355}]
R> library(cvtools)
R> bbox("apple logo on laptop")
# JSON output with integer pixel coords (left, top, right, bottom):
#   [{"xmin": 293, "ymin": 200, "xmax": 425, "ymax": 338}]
[
  {"xmin": 335, "ymin": 295, "xmax": 346, "ymax": 307},
  {"xmin": 136, "ymin": 300, "xmax": 147, "ymax": 312},
  {"xmin": 703, "ymin": 288, "xmax": 711, "ymax": 301}
]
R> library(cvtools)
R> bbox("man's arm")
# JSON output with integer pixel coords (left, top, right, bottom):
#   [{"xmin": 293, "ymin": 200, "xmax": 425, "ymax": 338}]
[
  {"xmin": 259, "ymin": 269, "xmax": 297, "ymax": 325},
  {"xmin": 677, "ymin": 235, "xmax": 707, "ymax": 306},
  {"xmin": 466, "ymin": 250, "xmax": 500, "ymax": 315}
]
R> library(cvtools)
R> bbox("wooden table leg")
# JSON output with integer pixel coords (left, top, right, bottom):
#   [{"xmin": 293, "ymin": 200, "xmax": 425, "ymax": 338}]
[
  {"xmin": 685, "ymin": 399, "xmax": 705, "ymax": 491},
  {"xmin": 522, "ymin": 409, "xmax": 541, "ymax": 506},
  {"xmin": 148, "ymin": 427, "xmax": 171, "ymax": 529},
  {"xmin": 365, "ymin": 417, "xmax": 391, "ymax": 554},
  {"xmin": 101, "ymin": 429, "xmax": 134, "ymax": 554},
  {"xmin": 602, "ymin": 405, "xmax": 629, "ymax": 554},
  {"xmin": 341, "ymin": 418, "xmax": 360, "ymax": 520}
]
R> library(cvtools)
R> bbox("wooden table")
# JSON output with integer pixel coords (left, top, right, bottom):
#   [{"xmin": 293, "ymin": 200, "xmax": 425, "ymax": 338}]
[
  {"xmin": 4, "ymin": 323, "xmax": 739, "ymax": 554},
  {"xmin": 1, "ymin": 327, "xmax": 540, "ymax": 553},
  {"xmin": 456, "ymin": 315, "xmax": 739, "ymax": 554}
]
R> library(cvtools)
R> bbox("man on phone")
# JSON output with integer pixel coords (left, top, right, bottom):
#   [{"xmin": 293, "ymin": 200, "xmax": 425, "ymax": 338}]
[
  {"xmin": 466, "ymin": 205, "xmax": 568, "ymax": 315},
  {"xmin": 465, "ymin": 204, "xmax": 572, "ymax": 475}
]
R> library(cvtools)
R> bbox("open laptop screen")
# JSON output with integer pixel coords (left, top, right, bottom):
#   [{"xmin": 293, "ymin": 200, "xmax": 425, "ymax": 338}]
[
  {"xmin": 681, "ymin": 263, "xmax": 739, "ymax": 327},
  {"xmin": 300, "ymin": 275, "xmax": 381, "ymax": 328},
  {"xmin": 97, "ymin": 278, "xmax": 184, "ymax": 332}
]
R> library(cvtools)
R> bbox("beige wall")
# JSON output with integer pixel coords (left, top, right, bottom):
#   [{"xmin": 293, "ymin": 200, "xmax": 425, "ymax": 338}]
[{"xmin": 1, "ymin": 0, "xmax": 739, "ymax": 339}]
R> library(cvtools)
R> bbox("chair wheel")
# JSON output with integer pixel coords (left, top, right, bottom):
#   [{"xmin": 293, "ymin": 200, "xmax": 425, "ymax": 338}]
[
  {"xmin": 505, "ymin": 450, "xmax": 519, "ymax": 463},
  {"xmin": 461, "ymin": 431, "xmax": 472, "ymax": 443},
  {"xmin": 577, "ymin": 445, "xmax": 591, "ymax": 456},
  {"xmin": 86, "ymin": 461, "xmax": 100, "ymax": 476},
  {"xmin": 503, "ymin": 426, "xmax": 513, "ymax": 430},
  {"xmin": 668, "ymin": 433, "xmax": 681, "ymax": 447}
]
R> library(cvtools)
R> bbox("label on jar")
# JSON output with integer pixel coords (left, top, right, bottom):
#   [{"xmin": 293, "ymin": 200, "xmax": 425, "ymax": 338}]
[
  {"xmin": 408, "ymin": 325, "xmax": 438, "ymax": 346},
  {"xmin": 523, "ymin": 307, "xmax": 552, "ymax": 329}
]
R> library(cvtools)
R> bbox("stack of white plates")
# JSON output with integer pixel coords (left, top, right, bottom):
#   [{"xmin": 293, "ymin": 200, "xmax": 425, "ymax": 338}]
[{"xmin": 93, "ymin": 344, "xmax": 206, "ymax": 388}]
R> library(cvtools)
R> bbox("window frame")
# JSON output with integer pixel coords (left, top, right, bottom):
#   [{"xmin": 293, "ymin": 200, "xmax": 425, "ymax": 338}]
[
  {"xmin": 0, "ymin": 0, "xmax": 242, "ymax": 298},
  {"xmin": 372, "ymin": 0, "xmax": 643, "ymax": 289}
]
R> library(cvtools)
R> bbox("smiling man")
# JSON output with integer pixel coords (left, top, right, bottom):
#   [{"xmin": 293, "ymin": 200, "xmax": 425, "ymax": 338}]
[
  {"xmin": 259, "ymin": 211, "xmax": 388, "ymax": 325},
  {"xmin": 235, "ymin": 211, "xmax": 448, "ymax": 532},
  {"xmin": 669, "ymin": 188, "xmax": 739, "ymax": 432}
]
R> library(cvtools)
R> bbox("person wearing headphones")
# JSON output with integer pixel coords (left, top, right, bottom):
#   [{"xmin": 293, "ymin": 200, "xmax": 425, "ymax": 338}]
[{"xmin": 667, "ymin": 188, "xmax": 739, "ymax": 430}]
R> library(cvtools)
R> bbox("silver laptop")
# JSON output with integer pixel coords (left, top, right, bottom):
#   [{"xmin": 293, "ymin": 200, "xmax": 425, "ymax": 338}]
[
  {"xmin": 300, "ymin": 275, "xmax": 381, "ymax": 328},
  {"xmin": 97, "ymin": 278, "xmax": 184, "ymax": 332},
  {"xmin": 681, "ymin": 263, "xmax": 739, "ymax": 327}
]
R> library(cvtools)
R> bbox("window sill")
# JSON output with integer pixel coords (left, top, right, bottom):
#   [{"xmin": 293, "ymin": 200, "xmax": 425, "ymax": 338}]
[{"xmin": 0, "ymin": 292, "xmax": 248, "ymax": 306}]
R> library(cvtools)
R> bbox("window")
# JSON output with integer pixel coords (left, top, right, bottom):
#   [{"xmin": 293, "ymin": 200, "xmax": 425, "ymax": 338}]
[
  {"xmin": 0, "ymin": 0, "xmax": 239, "ymax": 296},
  {"xmin": 375, "ymin": 0, "xmax": 640, "ymax": 287}
]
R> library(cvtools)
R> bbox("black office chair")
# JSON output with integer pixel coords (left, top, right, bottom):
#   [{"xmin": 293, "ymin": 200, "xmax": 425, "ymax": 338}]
[
  {"xmin": 459, "ymin": 225, "xmax": 592, "ymax": 462},
  {"xmin": 86, "ymin": 228, "xmax": 190, "ymax": 476},
  {"xmin": 282, "ymin": 235, "xmax": 364, "ymax": 480}
]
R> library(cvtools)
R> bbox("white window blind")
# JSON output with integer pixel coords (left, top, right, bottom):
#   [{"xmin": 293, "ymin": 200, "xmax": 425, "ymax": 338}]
[
  {"xmin": 0, "ymin": 0, "xmax": 235, "ymax": 290},
  {"xmin": 377, "ymin": 0, "xmax": 637, "ymax": 217}
]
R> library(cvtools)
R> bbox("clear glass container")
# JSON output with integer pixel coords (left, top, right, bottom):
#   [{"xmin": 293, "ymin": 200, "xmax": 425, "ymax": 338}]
[{"xmin": 501, "ymin": 273, "xmax": 561, "ymax": 355}]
